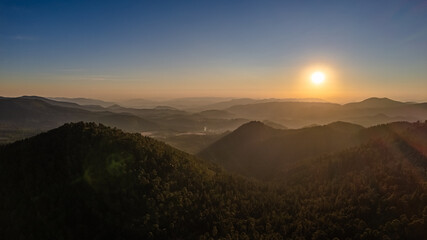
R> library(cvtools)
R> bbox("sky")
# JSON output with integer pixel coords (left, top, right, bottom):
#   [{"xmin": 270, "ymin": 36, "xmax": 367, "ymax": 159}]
[{"xmin": 1, "ymin": 0, "xmax": 427, "ymax": 102}]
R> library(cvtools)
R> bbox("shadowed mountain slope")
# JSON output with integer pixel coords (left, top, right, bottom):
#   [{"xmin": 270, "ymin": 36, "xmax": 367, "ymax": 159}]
[
  {"xmin": 200, "ymin": 120, "xmax": 427, "ymax": 181},
  {"xmin": 199, "ymin": 121, "xmax": 364, "ymax": 180},
  {"xmin": 0, "ymin": 122, "xmax": 223, "ymax": 239},
  {"xmin": 1, "ymin": 122, "xmax": 426, "ymax": 239},
  {"xmin": 0, "ymin": 97, "xmax": 159, "ymax": 132}
]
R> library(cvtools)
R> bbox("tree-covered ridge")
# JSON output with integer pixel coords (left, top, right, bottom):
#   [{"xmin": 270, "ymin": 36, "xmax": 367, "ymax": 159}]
[
  {"xmin": 199, "ymin": 121, "xmax": 364, "ymax": 180},
  {"xmin": 0, "ymin": 122, "xmax": 220, "ymax": 239},
  {"xmin": 0, "ymin": 122, "xmax": 426, "ymax": 239},
  {"xmin": 279, "ymin": 141, "xmax": 426, "ymax": 239}
]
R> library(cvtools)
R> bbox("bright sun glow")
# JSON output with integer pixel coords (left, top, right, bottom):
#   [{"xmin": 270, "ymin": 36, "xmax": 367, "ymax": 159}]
[{"xmin": 311, "ymin": 71, "xmax": 325, "ymax": 85}]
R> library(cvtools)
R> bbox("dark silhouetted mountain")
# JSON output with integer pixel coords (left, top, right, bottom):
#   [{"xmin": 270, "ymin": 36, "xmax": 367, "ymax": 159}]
[
  {"xmin": 199, "ymin": 121, "xmax": 364, "ymax": 180},
  {"xmin": 1, "ymin": 122, "xmax": 426, "ymax": 239},
  {"xmin": 0, "ymin": 97, "xmax": 158, "ymax": 132},
  {"xmin": 21, "ymin": 95, "xmax": 96, "ymax": 109},
  {"xmin": 19, "ymin": 95, "xmax": 109, "ymax": 112},
  {"xmin": 50, "ymin": 97, "xmax": 116, "ymax": 107}
]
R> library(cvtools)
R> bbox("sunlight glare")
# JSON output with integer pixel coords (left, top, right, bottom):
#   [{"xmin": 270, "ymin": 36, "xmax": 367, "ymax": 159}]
[{"xmin": 311, "ymin": 72, "xmax": 325, "ymax": 85}]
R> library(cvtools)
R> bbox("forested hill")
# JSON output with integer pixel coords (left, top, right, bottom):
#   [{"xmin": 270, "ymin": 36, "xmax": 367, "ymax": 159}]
[
  {"xmin": 0, "ymin": 122, "xmax": 219, "ymax": 239},
  {"xmin": 199, "ymin": 121, "xmax": 364, "ymax": 180},
  {"xmin": 1, "ymin": 122, "xmax": 426, "ymax": 239}
]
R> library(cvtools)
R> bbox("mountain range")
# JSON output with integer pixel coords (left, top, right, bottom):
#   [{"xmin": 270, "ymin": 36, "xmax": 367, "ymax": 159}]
[
  {"xmin": 199, "ymin": 120, "xmax": 427, "ymax": 181},
  {"xmin": 1, "ymin": 95, "xmax": 427, "ymax": 151},
  {"xmin": 225, "ymin": 97, "xmax": 427, "ymax": 128},
  {"xmin": 199, "ymin": 121, "xmax": 365, "ymax": 180},
  {"xmin": 0, "ymin": 96, "xmax": 248, "ymax": 144},
  {"xmin": 1, "ymin": 121, "xmax": 426, "ymax": 239}
]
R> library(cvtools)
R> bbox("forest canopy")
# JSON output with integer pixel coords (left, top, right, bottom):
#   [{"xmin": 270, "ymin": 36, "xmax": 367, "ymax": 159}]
[{"xmin": 0, "ymin": 122, "xmax": 426, "ymax": 239}]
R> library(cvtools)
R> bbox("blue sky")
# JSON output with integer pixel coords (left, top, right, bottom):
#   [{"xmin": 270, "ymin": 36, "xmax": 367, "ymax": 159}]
[{"xmin": 1, "ymin": 0, "xmax": 426, "ymax": 101}]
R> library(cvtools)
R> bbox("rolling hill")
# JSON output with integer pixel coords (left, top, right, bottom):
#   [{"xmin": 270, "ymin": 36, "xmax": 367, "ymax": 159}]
[
  {"xmin": 344, "ymin": 97, "xmax": 407, "ymax": 109},
  {"xmin": 194, "ymin": 98, "xmax": 325, "ymax": 111},
  {"xmin": 225, "ymin": 98, "xmax": 427, "ymax": 128},
  {"xmin": 0, "ymin": 96, "xmax": 249, "ymax": 143},
  {"xmin": 199, "ymin": 121, "xmax": 365, "ymax": 180},
  {"xmin": 0, "ymin": 97, "xmax": 159, "ymax": 132},
  {"xmin": 50, "ymin": 97, "xmax": 116, "ymax": 107},
  {"xmin": 0, "ymin": 122, "xmax": 426, "ymax": 239}
]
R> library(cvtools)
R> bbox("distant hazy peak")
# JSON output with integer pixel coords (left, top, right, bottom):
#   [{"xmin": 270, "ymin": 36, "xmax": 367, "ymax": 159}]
[
  {"xmin": 50, "ymin": 97, "xmax": 116, "ymax": 107},
  {"xmin": 361, "ymin": 97, "xmax": 402, "ymax": 104},
  {"xmin": 345, "ymin": 97, "xmax": 405, "ymax": 108}
]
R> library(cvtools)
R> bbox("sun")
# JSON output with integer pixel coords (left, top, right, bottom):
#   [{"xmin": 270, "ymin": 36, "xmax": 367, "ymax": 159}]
[{"xmin": 311, "ymin": 71, "xmax": 325, "ymax": 85}]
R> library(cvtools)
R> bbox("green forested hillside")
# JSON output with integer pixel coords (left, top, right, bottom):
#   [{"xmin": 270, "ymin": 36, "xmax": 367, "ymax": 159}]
[
  {"xmin": 0, "ymin": 122, "xmax": 426, "ymax": 239},
  {"xmin": 199, "ymin": 121, "xmax": 364, "ymax": 180}
]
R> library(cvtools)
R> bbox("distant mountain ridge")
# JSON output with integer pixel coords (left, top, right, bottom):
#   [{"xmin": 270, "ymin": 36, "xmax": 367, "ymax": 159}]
[
  {"xmin": 0, "ymin": 96, "xmax": 159, "ymax": 132},
  {"xmin": 50, "ymin": 97, "xmax": 116, "ymax": 107},
  {"xmin": 344, "ymin": 97, "xmax": 407, "ymax": 109},
  {"xmin": 196, "ymin": 97, "xmax": 325, "ymax": 111},
  {"xmin": 225, "ymin": 98, "xmax": 427, "ymax": 128},
  {"xmin": 117, "ymin": 97, "xmax": 326, "ymax": 110},
  {"xmin": 119, "ymin": 97, "xmax": 232, "ymax": 109},
  {"xmin": 0, "ymin": 96, "xmax": 249, "ymax": 144},
  {"xmin": 1, "ymin": 95, "xmax": 426, "ymax": 149}
]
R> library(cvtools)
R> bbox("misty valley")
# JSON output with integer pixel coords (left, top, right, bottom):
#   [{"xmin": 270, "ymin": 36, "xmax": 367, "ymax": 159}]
[{"xmin": 1, "ymin": 96, "xmax": 426, "ymax": 239}]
